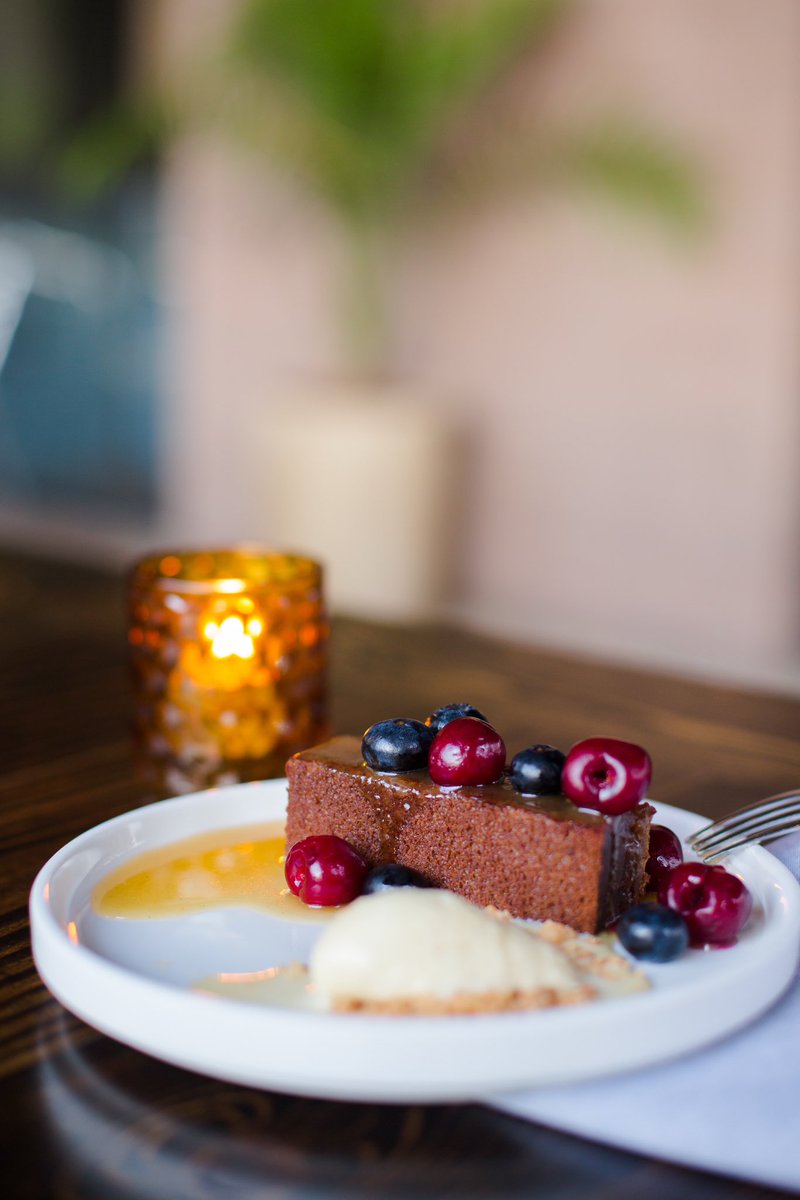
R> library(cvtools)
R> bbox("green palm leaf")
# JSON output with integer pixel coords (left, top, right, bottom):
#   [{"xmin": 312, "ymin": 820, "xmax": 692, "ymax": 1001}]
[{"xmin": 226, "ymin": 0, "xmax": 566, "ymax": 222}]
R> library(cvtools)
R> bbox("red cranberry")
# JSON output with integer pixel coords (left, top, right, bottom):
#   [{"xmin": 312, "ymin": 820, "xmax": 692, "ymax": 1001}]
[
  {"xmin": 284, "ymin": 835, "xmax": 368, "ymax": 906},
  {"xmin": 658, "ymin": 861, "xmax": 753, "ymax": 947},
  {"xmin": 562, "ymin": 736, "xmax": 652, "ymax": 815},
  {"xmin": 646, "ymin": 824, "xmax": 684, "ymax": 892},
  {"xmin": 428, "ymin": 717, "xmax": 506, "ymax": 786}
]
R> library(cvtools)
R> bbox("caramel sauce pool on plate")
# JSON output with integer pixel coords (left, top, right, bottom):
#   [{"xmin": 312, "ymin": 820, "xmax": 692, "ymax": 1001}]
[{"xmin": 92, "ymin": 822, "xmax": 330, "ymax": 923}]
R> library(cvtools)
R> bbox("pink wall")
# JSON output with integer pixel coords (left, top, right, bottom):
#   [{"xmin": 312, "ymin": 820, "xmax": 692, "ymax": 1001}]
[{"xmin": 154, "ymin": 0, "xmax": 800, "ymax": 690}]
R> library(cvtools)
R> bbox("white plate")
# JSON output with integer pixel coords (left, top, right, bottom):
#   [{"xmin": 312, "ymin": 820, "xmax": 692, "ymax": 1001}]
[{"xmin": 30, "ymin": 782, "xmax": 800, "ymax": 1103}]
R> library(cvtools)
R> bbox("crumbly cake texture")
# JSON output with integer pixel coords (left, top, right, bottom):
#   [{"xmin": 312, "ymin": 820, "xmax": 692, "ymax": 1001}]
[
  {"xmin": 331, "ymin": 984, "xmax": 596, "ymax": 1015},
  {"xmin": 285, "ymin": 736, "xmax": 654, "ymax": 934},
  {"xmin": 536, "ymin": 919, "xmax": 649, "ymax": 990}
]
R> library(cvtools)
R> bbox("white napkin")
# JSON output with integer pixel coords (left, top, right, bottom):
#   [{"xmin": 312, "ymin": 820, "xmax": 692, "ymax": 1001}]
[{"xmin": 489, "ymin": 833, "xmax": 800, "ymax": 1192}]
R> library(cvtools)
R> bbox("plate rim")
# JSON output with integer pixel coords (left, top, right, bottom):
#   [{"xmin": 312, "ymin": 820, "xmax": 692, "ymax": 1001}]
[{"xmin": 30, "ymin": 781, "xmax": 800, "ymax": 1102}]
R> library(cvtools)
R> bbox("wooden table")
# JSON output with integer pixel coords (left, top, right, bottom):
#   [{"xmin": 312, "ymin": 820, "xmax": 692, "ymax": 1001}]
[{"xmin": 2, "ymin": 551, "xmax": 798, "ymax": 1199}]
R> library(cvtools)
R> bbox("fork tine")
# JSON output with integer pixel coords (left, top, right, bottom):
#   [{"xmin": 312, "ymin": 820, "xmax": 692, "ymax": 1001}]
[
  {"xmin": 699, "ymin": 812, "xmax": 800, "ymax": 861},
  {"xmin": 689, "ymin": 791, "xmax": 800, "ymax": 853},
  {"xmin": 692, "ymin": 805, "xmax": 800, "ymax": 853},
  {"xmin": 692, "ymin": 814, "xmax": 800, "ymax": 857},
  {"xmin": 692, "ymin": 790, "xmax": 800, "ymax": 834}
]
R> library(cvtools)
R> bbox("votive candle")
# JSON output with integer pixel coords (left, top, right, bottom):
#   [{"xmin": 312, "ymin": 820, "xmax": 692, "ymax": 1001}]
[{"xmin": 128, "ymin": 548, "xmax": 328, "ymax": 796}]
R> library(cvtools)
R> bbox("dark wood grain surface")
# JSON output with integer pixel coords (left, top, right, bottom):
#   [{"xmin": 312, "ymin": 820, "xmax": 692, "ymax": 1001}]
[{"xmin": 2, "ymin": 551, "xmax": 798, "ymax": 1199}]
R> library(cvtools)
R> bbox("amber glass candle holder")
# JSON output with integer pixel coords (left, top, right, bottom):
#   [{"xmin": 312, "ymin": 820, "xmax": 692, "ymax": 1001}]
[{"xmin": 128, "ymin": 548, "xmax": 329, "ymax": 797}]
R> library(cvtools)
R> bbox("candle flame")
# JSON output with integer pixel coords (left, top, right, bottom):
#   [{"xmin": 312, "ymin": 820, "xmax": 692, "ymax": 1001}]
[{"xmin": 205, "ymin": 615, "xmax": 256, "ymax": 660}]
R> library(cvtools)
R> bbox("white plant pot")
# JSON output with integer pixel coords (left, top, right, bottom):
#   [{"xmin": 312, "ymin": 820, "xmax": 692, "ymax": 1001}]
[{"xmin": 253, "ymin": 385, "xmax": 454, "ymax": 620}]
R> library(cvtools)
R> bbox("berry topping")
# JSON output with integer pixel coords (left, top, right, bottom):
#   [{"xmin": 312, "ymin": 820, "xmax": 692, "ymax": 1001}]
[
  {"xmin": 428, "ymin": 717, "xmax": 506, "ymax": 786},
  {"xmin": 362, "ymin": 718, "xmax": 433, "ymax": 773},
  {"xmin": 362, "ymin": 864, "xmax": 432, "ymax": 893},
  {"xmin": 646, "ymin": 824, "xmax": 684, "ymax": 892},
  {"xmin": 658, "ymin": 861, "xmax": 753, "ymax": 947},
  {"xmin": 561, "ymin": 737, "xmax": 652, "ymax": 815},
  {"xmin": 509, "ymin": 744, "xmax": 565, "ymax": 795},
  {"xmin": 616, "ymin": 903, "xmax": 689, "ymax": 962},
  {"xmin": 285, "ymin": 835, "xmax": 368, "ymax": 906},
  {"xmin": 425, "ymin": 703, "xmax": 489, "ymax": 735}
]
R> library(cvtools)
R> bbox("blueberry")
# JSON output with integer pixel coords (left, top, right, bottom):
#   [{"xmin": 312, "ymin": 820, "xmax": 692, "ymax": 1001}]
[
  {"xmin": 362, "ymin": 864, "xmax": 432, "ymax": 893},
  {"xmin": 425, "ymin": 703, "xmax": 488, "ymax": 735},
  {"xmin": 361, "ymin": 718, "xmax": 433, "ymax": 772},
  {"xmin": 510, "ymin": 745, "xmax": 565, "ymax": 795},
  {"xmin": 617, "ymin": 903, "xmax": 689, "ymax": 963}
]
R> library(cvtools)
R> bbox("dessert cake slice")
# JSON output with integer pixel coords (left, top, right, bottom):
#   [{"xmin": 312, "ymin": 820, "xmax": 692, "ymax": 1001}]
[{"xmin": 285, "ymin": 736, "xmax": 653, "ymax": 933}]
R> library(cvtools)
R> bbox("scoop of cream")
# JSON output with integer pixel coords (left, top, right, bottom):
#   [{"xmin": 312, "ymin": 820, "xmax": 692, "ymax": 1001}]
[{"xmin": 309, "ymin": 888, "xmax": 585, "ymax": 1010}]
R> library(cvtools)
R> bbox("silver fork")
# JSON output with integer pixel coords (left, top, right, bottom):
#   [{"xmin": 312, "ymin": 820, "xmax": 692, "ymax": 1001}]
[{"xmin": 688, "ymin": 790, "xmax": 800, "ymax": 862}]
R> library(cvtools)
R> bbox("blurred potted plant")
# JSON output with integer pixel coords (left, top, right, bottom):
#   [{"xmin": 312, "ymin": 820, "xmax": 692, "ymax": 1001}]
[
  {"xmin": 65, "ymin": 0, "xmax": 700, "ymax": 617},
  {"xmin": 212, "ymin": 0, "xmax": 700, "ymax": 370}
]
